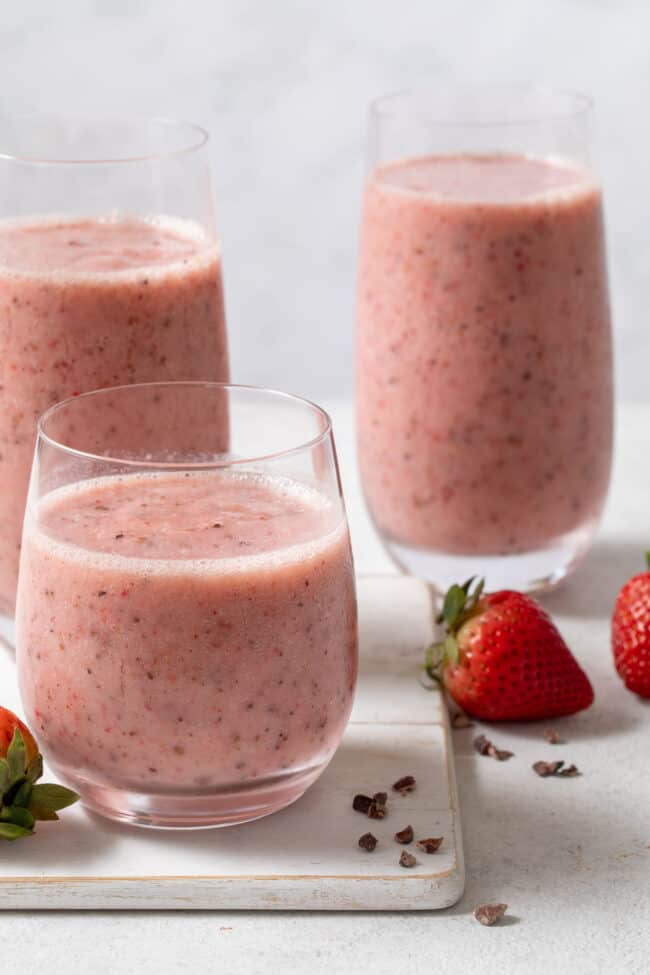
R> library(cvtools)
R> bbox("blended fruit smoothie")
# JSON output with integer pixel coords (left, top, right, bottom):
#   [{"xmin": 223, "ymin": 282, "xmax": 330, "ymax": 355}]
[
  {"xmin": 16, "ymin": 470, "xmax": 357, "ymax": 816},
  {"xmin": 356, "ymin": 153, "xmax": 613, "ymax": 558},
  {"xmin": 0, "ymin": 216, "xmax": 228, "ymax": 612}
]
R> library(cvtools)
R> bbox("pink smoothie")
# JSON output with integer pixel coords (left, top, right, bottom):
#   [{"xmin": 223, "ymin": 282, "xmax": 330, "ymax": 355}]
[
  {"xmin": 0, "ymin": 217, "xmax": 228, "ymax": 612},
  {"xmin": 356, "ymin": 154, "xmax": 613, "ymax": 557},
  {"xmin": 16, "ymin": 471, "xmax": 357, "ymax": 798}
]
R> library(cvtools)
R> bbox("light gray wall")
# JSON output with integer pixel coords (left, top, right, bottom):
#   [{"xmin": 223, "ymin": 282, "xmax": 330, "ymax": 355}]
[{"xmin": 0, "ymin": 0, "xmax": 646, "ymax": 400}]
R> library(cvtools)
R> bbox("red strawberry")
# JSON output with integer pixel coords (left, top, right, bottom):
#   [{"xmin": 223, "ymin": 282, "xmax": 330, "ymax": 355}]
[
  {"xmin": 611, "ymin": 553, "xmax": 650, "ymax": 698},
  {"xmin": 426, "ymin": 578, "xmax": 594, "ymax": 721},
  {"xmin": 0, "ymin": 706, "xmax": 39, "ymax": 766}
]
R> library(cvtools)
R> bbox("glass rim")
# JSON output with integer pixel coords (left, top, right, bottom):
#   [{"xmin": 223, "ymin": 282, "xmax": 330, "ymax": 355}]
[
  {"xmin": 0, "ymin": 114, "xmax": 209, "ymax": 166},
  {"xmin": 37, "ymin": 381, "xmax": 333, "ymax": 470},
  {"xmin": 369, "ymin": 83, "xmax": 594, "ymax": 128}
]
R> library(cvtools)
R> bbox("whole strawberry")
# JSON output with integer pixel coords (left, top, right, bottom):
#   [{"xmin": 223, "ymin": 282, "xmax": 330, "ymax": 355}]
[
  {"xmin": 0, "ymin": 706, "xmax": 79, "ymax": 841},
  {"xmin": 426, "ymin": 578, "xmax": 594, "ymax": 721},
  {"xmin": 611, "ymin": 554, "xmax": 650, "ymax": 698}
]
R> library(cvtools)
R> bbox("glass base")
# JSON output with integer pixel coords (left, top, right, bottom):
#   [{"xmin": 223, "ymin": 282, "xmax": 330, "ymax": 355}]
[
  {"xmin": 55, "ymin": 761, "xmax": 327, "ymax": 829},
  {"xmin": 385, "ymin": 521, "xmax": 597, "ymax": 594}
]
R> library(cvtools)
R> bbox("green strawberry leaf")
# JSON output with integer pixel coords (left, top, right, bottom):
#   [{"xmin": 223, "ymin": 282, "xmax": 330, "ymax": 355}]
[
  {"xmin": 2, "ymin": 805, "xmax": 34, "ymax": 829},
  {"xmin": 429, "ymin": 578, "xmax": 486, "ymax": 685},
  {"xmin": 0, "ymin": 821, "xmax": 33, "ymax": 841},
  {"xmin": 6, "ymin": 729, "xmax": 26, "ymax": 780},
  {"xmin": 30, "ymin": 804, "xmax": 59, "ymax": 822},
  {"xmin": 26, "ymin": 753, "xmax": 43, "ymax": 784},
  {"xmin": 29, "ymin": 783, "xmax": 79, "ymax": 813},
  {"xmin": 460, "ymin": 576, "xmax": 476, "ymax": 595},
  {"xmin": 424, "ymin": 641, "xmax": 443, "ymax": 679},
  {"xmin": 0, "ymin": 758, "xmax": 9, "ymax": 794},
  {"xmin": 442, "ymin": 585, "xmax": 466, "ymax": 627},
  {"xmin": 444, "ymin": 634, "xmax": 459, "ymax": 663},
  {"xmin": 12, "ymin": 780, "xmax": 32, "ymax": 808},
  {"xmin": 438, "ymin": 577, "xmax": 487, "ymax": 634}
]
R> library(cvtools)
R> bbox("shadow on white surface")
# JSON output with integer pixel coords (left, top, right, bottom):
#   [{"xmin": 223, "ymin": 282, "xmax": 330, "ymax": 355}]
[
  {"xmin": 0, "ymin": 811, "xmax": 118, "ymax": 870},
  {"xmin": 0, "ymin": 731, "xmax": 453, "ymax": 877},
  {"xmin": 467, "ymin": 701, "xmax": 640, "ymax": 744},
  {"xmin": 97, "ymin": 731, "xmax": 450, "ymax": 861},
  {"xmin": 541, "ymin": 538, "xmax": 642, "ymax": 620},
  {"xmin": 441, "ymin": 735, "xmax": 650, "ymax": 918}
]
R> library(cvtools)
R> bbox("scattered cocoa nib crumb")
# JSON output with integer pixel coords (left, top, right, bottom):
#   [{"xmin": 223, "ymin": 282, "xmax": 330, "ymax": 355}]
[
  {"xmin": 392, "ymin": 775, "xmax": 416, "ymax": 794},
  {"xmin": 416, "ymin": 837, "xmax": 443, "ymax": 854},
  {"xmin": 353, "ymin": 794, "xmax": 373, "ymax": 814},
  {"xmin": 473, "ymin": 734, "xmax": 513, "ymax": 761},
  {"xmin": 368, "ymin": 792, "xmax": 388, "ymax": 819},
  {"xmin": 543, "ymin": 727, "xmax": 564, "ymax": 744},
  {"xmin": 451, "ymin": 711, "xmax": 474, "ymax": 729},
  {"xmin": 533, "ymin": 760, "xmax": 580, "ymax": 778},
  {"xmin": 474, "ymin": 903, "xmax": 508, "ymax": 926},
  {"xmin": 399, "ymin": 851, "xmax": 417, "ymax": 868},
  {"xmin": 533, "ymin": 760, "xmax": 563, "ymax": 777},
  {"xmin": 394, "ymin": 825, "xmax": 414, "ymax": 844},
  {"xmin": 358, "ymin": 832, "xmax": 377, "ymax": 852},
  {"xmin": 114, "ymin": 533, "xmax": 124, "ymax": 540},
  {"xmin": 354, "ymin": 792, "xmax": 388, "ymax": 818}
]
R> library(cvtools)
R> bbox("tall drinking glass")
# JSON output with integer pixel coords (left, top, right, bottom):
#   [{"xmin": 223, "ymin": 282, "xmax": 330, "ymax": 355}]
[
  {"xmin": 15, "ymin": 382, "xmax": 357, "ymax": 827},
  {"xmin": 356, "ymin": 86, "xmax": 613, "ymax": 592},
  {"xmin": 0, "ymin": 117, "xmax": 229, "ymax": 620}
]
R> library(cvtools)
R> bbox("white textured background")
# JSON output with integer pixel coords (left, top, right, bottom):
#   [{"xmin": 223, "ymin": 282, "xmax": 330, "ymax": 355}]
[{"xmin": 0, "ymin": 0, "xmax": 647, "ymax": 399}]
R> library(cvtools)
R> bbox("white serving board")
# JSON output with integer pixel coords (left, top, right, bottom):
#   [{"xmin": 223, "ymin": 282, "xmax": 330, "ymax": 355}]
[{"xmin": 0, "ymin": 575, "xmax": 464, "ymax": 910}]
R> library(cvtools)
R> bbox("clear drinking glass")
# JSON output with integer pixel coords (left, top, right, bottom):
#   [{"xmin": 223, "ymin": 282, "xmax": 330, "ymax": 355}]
[
  {"xmin": 355, "ymin": 85, "xmax": 613, "ymax": 592},
  {"xmin": 0, "ymin": 117, "xmax": 229, "ymax": 621},
  {"xmin": 15, "ymin": 382, "xmax": 357, "ymax": 828}
]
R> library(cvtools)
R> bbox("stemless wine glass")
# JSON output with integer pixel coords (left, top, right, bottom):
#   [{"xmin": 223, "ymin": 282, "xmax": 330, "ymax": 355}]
[
  {"xmin": 15, "ymin": 382, "xmax": 357, "ymax": 828},
  {"xmin": 356, "ymin": 85, "xmax": 613, "ymax": 592},
  {"xmin": 0, "ymin": 117, "xmax": 229, "ymax": 622}
]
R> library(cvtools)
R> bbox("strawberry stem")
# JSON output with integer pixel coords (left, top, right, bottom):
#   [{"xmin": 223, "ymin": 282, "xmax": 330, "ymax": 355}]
[
  {"xmin": 426, "ymin": 578, "xmax": 486, "ymax": 682},
  {"xmin": 0, "ymin": 728, "xmax": 79, "ymax": 841}
]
